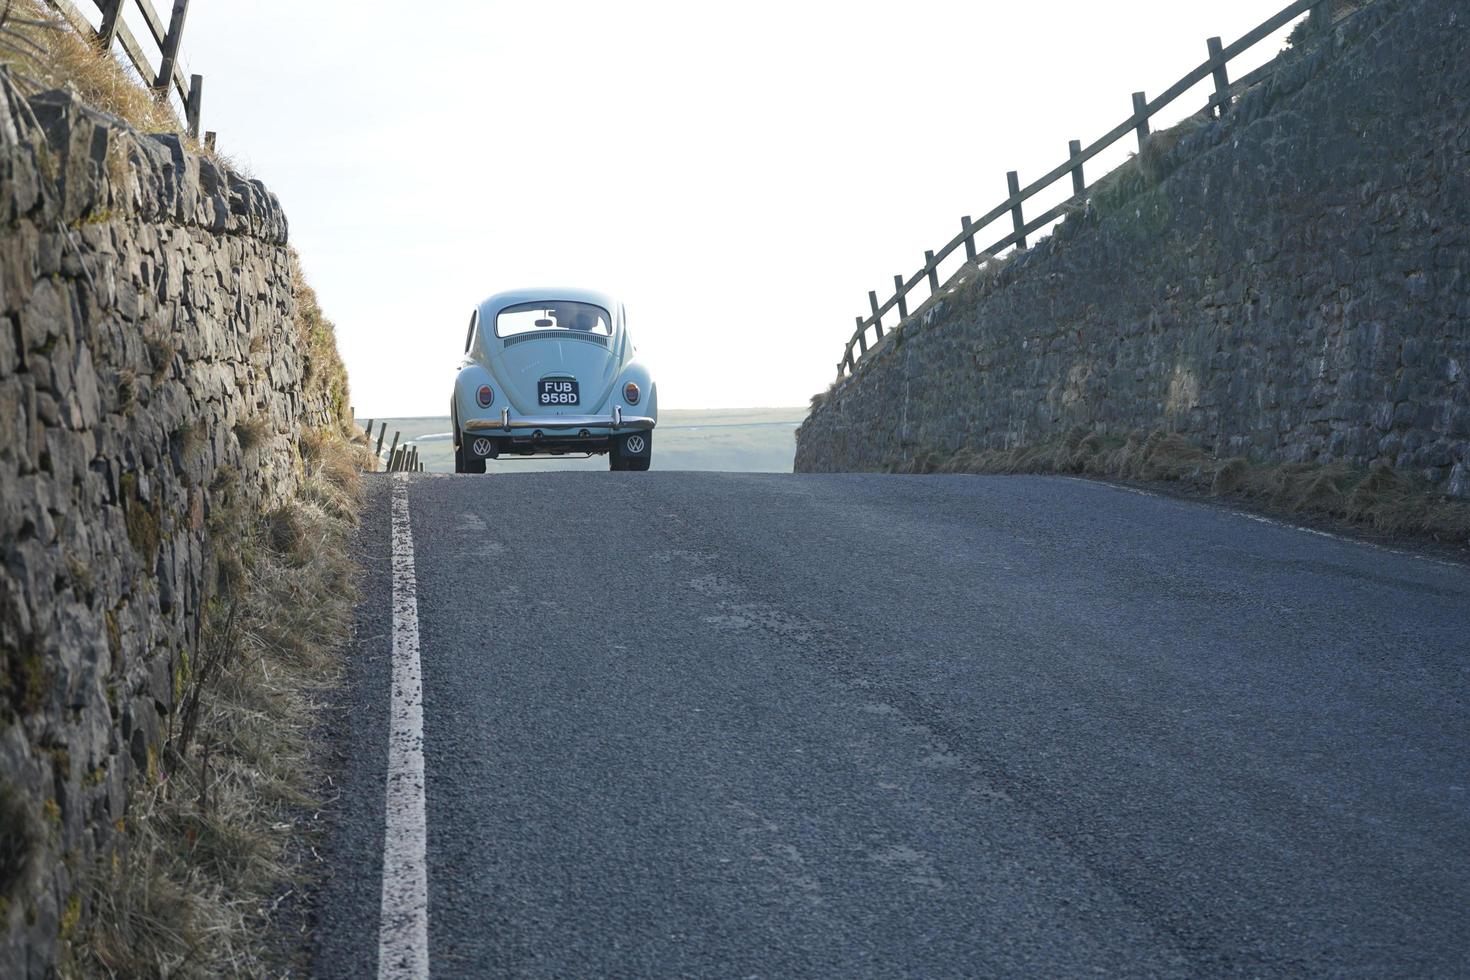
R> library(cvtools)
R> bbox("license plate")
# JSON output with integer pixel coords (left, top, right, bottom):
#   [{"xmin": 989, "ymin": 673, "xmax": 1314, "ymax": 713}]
[{"xmin": 538, "ymin": 379, "xmax": 579, "ymax": 406}]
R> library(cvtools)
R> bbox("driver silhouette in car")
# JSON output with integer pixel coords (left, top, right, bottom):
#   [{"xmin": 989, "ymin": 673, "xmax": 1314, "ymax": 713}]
[{"xmin": 559, "ymin": 307, "xmax": 597, "ymax": 331}]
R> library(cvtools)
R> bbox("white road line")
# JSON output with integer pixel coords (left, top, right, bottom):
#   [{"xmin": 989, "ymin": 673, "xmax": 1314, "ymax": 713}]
[{"xmin": 379, "ymin": 474, "xmax": 430, "ymax": 979}]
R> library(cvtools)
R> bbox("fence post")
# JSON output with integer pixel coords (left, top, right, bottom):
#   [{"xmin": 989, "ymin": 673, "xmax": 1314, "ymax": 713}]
[
  {"xmin": 155, "ymin": 0, "xmax": 192, "ymax": 102},
  {"xmin": 1068, "ymin": 140, "xmax": 1085, "ymax": 196},
  {"xmin": 1308, "ymin": 0, "xmax": 1335, "ymax": 35},
  {"xmin": 894, "ymin": 275, "xmax": 908, "ymax": 319},
  {"xmin": 924, "ymin": 250, "xmax": 939, "ymax": 294},
  {"xmin": 205, "ymin": 131, "xmax": 217, "ymax": 152},
  {"xmin": 854, "ymin": 316, "xmax": 868, "ymax": 355},
  {"xmin": 1132, "ymin": 91, "xmax": 1151, "ymax": 150},
  {"xmin": 1205, "ymin": 37, "xmax": 1231, "ymax": 117},
  {"xmin": 962, "ymin": 215, "xmax": 977, "ymax": 262},
  {"xmin": 364, "ymin": 418, "xmax": 374, "ymax": 438},
  {"xmin": 387, "ymin": 431, "xmax": 400, "ymax": 470},
  {"xmin": 868, "ymin": 291, "xmax": 884, "ymax": 339},
  {"xmin": 375, "ymin": 422, "xmax": 387, "ymax": 459},
  {"xmin": 186, "ymin": 74, "xmax": 203, "ymax": 139},
  {"xmin": 1006, "ymin": 172, "xmax": 1027, "ymax": 251},
  {"xmin": 97, "ymin": 0, "xmax": 123, "ymax": 48}
]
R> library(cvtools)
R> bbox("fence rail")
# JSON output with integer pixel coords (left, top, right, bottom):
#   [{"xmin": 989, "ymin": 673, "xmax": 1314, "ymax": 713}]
[
  {"xmin": 46, "ymin": 0, "xmax": 212, "ymax": 144},
  {"xmin": 835, "ymin": 0, "xmax": 1342, "ymax": 381}
]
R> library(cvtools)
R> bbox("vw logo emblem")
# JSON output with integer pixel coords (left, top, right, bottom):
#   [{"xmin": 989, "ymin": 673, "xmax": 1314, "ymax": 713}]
[
  {"xmin": 625, "ymin": 435, "xmax": 646, "ymax": 454},
  {"xmin": 472, "ymin": 438, "xmax": 493, "ymax": 457}
]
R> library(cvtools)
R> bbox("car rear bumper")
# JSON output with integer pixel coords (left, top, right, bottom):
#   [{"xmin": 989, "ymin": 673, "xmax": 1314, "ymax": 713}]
[{"xmin": 463, "ymin": 407, "xmax": 656, "ymax": 434}]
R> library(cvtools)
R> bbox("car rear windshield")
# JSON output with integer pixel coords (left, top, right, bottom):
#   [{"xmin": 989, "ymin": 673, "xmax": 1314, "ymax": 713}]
[{"xmin": 495, "ymin": 301, "xmax": 612, "ymax": 337}]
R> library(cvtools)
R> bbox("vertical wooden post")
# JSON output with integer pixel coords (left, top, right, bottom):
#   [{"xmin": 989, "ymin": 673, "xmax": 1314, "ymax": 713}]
[
  {"xmin": 1006, "ymin": 172, "xmax": 1027, "ymax": 250},
  {"xmin": 1206, "ymin": 37, "xmax": 1230, "ymax": 117},
  {"xmin": 1308, "ymin": 0, "xmax": 1335, "ymax": 35},
  {"xmin": 961, "ymin": 216, "xmax": 977, "ymax": 262},
  {"xmin": 365, "ymin": 418, "xmax": 374, "ymax": 438},
  {"xmin": 205, "ymin": 132, "xmax": 217, "ymax": 152},
  {"xmin": 924, "ymin": 250, "xmax": 939, "ymax": 293},
  {"xmin": 868, "ymin": 291, "xmax": 884, "ymax": 338},
  {"xmin": 97, "ymin": 0, "xmax": 124, "ymax": 48},
  {"xmin": 894, "ymin": 275, "xmax": 908, "ymax": 319},
  {"xmin": 854, "ymin": 316, "xmax": 868, "ymax": 355},
  {"xmin": 186, "ymin": 74, "xmax": 203, "ymax": 139},
  {"xmin": 375, "ymin": 422, "xmax": 387, "ymax": 458},
  {"xmin": 387, "ymin": 431, "xmax": 400, "ymax": 470},
  {"xmin": 155, "ymin": 0, "xmax": 192, "ymax": 101},
  {"xmin": 1132, "ymin": 92, "xmax": 1151, "ymax": 150},
  {"xmin": 1068, "ymin": 140, "xmax": 1086, "ymax": 196}
]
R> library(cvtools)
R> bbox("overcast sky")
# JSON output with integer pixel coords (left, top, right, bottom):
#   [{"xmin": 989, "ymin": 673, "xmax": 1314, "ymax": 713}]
[{"xmin": 115, "ymin": 1, "xmax": 1299, "ymax": 415}]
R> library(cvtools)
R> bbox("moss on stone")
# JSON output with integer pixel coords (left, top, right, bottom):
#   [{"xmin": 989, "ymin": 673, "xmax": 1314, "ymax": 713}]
[
  {"xmin": 58, "ymin": 893, "xmax": 80, "ymax": 940},
  {"xmin": 0, "ymin": 780, "xmax": 37, "ymax": 906},
  {"xmin": 4, "ymin": 645, "xmax": 49, "ymax": 718}
]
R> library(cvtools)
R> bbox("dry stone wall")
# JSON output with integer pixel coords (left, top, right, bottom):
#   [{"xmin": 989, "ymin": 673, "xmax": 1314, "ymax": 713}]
[
  {"xmin": 796, "ymin": 0, "xmax": 1470, "ymax": 496},
  {"xmin": 0, "ymin": 72, "xmax": 344, "ymax": 976}
]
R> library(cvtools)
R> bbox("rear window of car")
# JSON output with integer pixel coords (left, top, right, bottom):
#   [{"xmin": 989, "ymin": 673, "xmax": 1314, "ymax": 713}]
[{"xmin": 495, "ymin": 302, "xmax": 612, "ymax": 337}]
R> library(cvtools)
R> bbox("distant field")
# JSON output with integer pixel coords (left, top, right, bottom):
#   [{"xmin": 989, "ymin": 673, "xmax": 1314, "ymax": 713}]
[{"xmin": 356, "ymin": 408, "xmax": 805, "ymax": 473}]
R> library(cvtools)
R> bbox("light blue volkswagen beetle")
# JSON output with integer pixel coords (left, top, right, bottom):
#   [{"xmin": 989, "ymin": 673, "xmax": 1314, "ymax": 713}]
[{"xmin": 451, "ymin": 287, "xmax": 658, "ymax": 472}]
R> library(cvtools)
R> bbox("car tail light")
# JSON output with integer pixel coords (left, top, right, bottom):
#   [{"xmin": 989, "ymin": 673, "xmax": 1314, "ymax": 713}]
[
  {"xmin": 476, "ymin": 384, "xmax": 494, "ymax": 408},
  {"xmin": 623, "ymin": 382, "xmax": 640, "ymax": 405}
]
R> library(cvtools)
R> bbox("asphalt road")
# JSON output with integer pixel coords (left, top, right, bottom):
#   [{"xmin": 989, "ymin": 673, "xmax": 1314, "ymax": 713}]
[{"xmin": 315, "ymin": 472, "xmax": 1470, "ymax": 978}]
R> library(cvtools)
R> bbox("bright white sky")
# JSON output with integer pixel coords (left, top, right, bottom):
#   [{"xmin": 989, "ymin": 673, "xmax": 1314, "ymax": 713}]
[{"xmin": 119, "ymin": 1, "xmax": 1299, "ymax": 414}]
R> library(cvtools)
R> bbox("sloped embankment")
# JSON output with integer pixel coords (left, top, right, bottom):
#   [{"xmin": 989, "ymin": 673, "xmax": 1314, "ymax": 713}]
[
  {"xmin": 0, "ymin": 72, "xmax": 357, "ymax": 975},
  {"xmin": 797, "ymin": 0, "xmax": 1469, "ymax": 507}
]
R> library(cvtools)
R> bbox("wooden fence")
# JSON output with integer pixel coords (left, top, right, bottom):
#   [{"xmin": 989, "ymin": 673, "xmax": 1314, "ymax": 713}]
[
  {"xmin": 363, "ymin": 420, "xmax": 424, "ymax": 473},
  {"xmin": 835, "ymin": 0, "xmax": 1343, "ymax": 381},
  {"xmin": 46, "ymin": 0, "xmax": 213, "ymax": 146}
]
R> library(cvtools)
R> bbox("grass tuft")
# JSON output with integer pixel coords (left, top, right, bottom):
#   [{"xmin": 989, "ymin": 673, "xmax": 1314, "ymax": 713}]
[
  {"xmin": 0, "ymin": 0, "xmax": 183, "ymax": 135},
  {"xmin": 233, "ymin": 417, "xmax": 270, "ymax": 453}
]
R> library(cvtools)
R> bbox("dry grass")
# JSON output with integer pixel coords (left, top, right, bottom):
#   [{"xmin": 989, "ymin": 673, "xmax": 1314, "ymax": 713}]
[
  {"xmin": 1089, "ymin": 115, "xmax": 1208, "ymax": 217},
  {"xmin": 62, "ymin": 430, "xmax": 365, "ymax": 978},
  {"xmin": 898, "ymin": 427, "xmax": 1470, "ymax": 545},
  {"xmin": 0, "ymin": 0, "xmax": 183, "ymax": 135},
  {"xmin": 233, "ymin": 417, "xmax": 271, "ymax": 453},
  {"xmin": 291, "ymin": 254, "xmax": 353, "ymax": 428}
]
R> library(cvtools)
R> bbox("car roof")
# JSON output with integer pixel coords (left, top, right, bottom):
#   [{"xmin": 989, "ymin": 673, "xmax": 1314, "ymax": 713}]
[{"xmin": 478, "ymin": 287, "xmax": 620, "ymax": 318}]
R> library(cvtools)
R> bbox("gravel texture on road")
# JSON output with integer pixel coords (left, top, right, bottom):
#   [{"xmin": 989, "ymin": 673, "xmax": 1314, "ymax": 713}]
[{"xmin": 314, "ymin": 472, "xmax": 1470, "ymax": 978}]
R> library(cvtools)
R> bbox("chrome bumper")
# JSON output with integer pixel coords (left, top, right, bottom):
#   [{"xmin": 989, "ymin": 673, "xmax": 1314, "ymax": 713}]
[{"xmin": 464, "ymin": 406, "xmax": 655, "ymax": 433}]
